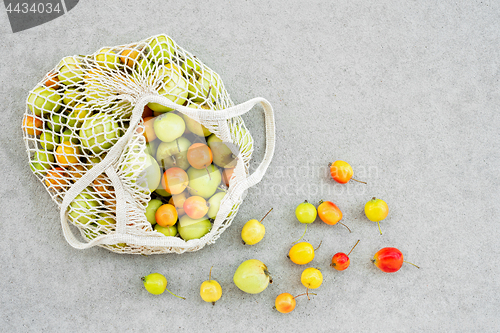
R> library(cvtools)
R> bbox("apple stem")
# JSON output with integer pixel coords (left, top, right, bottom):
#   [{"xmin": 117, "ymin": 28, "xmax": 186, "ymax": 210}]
[
  {"xmin": 339, "ymin": 222, "xmax": 352, "ymax": 233},
  {"xmin": 347, "ymin": 239, "xmax": 361, "ymax": 256},
  {"xmin": 206, "ymin": 86, "xmax": 212, "ymax": 100},
  {"xmin": 260, "ymin": 208, "xmax": 273, "ymax": 223},
  {"xmin": 351, "ymin": 178, "xmax": 367, "ymax": 184},
  {"xmin": 314, "ymin": 240, "xmax": 323, "ymax": 251},
  {"xmin": 377, "ymin": 221, "xmax": 383, "ymax": 235},
  {"xmin": 292, "ymin": 225, "xmax": 307, "ymax": 244},
  {"xmin": 212, "ymin": 302, "xmax": 216, "ymax": 306},
  {"xmin": 306, "ymin": 288, "xmax": 310, "ymax": 300},
  {"xmin": 209, "ymin": 266, "xmax": 213, "ymax": 280},
  {"xmin": 186, "ymin": 185, "xmax": 198, "ymax": 193},
  {"xmin": 404, "ymin": 260, "xmax": 420, "ymax": 269},
  {"xmin": 165, "ymin": 288, "xmax": 186, "ymax": 300},
  {"xmin": 294, "ymin": 292, "xmax": 317, "ymax": 299},
  {"xmin": 206, "ymin": 167, "xmax": 211, "ymax": 180},
  {"xmin": 176, "ymin": 139, "xmax": 180, "ymax": 152}
]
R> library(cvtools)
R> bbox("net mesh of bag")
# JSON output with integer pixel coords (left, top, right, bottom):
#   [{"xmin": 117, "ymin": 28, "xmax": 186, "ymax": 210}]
[{"xmin": 21, "ymin": 34, "xmax": 275, "ymax": 254}]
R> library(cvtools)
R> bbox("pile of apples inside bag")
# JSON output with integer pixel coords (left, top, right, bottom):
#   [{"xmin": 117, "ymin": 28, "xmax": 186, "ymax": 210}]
[{"xmin": 22, "ymin": 35, "xmax": 254, "ymax": 253}]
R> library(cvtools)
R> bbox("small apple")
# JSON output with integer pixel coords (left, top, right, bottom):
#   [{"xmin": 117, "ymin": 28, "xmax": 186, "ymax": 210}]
[
  {"xmin": 62, "ymin": 128, "xmax": 79, "ymax": 144},
  {"xmin": 27, "ymin": 86, "xmax": 62, "ymax": 116},
  {"xmin": 66, "ymin": 104, "xmax": 89, "ymax": 129},
  {"xmin": 154, "ymin": 224, "xmax": 178, "ymax": 237},
  {"xmin": 145, "ymin": 199, "xmax": 163, "ymax": 225},
  {"xmin": 133, "ymin": 153, "xmax": 162, "ymax": 192},
  {"xmin": 372, "ymin": 247, "xmax": 420, "ymax": 273},
  {"xmin": 207, "ymin": 134, "xmax": 238, "ymax": 168},
  {"xmin": 187, "ymin": 68, "xmax": 222, "ymax": 104},
  {"xmin": 84, "ymin": 69, "xmax": 117, "ymax": 105},
  {"xmin": 39, "ymin": 131, "xmax": 60, "ymax": 151},
  {"xmin": 145, "ymin": 139, "xmax": 159, "ymax": 157},
  {"xmin": 187, "ymin": 165, "xmax": 222, "ymax": 199},
  {"xmin": 94, "ymin": 48, "xmax": 120, "ymax": 70},
  {"xmin": 147, "ymin": 35, "xmax": 175, "ymax": 63},
  {"xmin": 30, "ymin": 150, "xmax": 55, "ymax": 172},
  {"xmin": 156, "ymin": 137, "xmax": 191, "ymax": 170},
  {"xmin": 233, "ymin": 259, "xmax": 272, "ymax": 294},
  {"xmin": 177, "ymin": 215, "xmax": 212, "ymax": 240},
  {"xmin": 153, "ymin": 112, "xmax": 185, "ymax": 142},
  {"xmin": 181, "ymin": 56, "xmax": 201, "ymax": 76},
  {"xmin": 47, "ymin": 113, "xmax": 66, "ymax": 133},
  {"xmin": 133, "ymin": 56, "xmax": 154, "ymax": 80},
  {"xmin": 69, "ymin": 188, "xmax": 100, "ymax": 225},
  {"xmin": 79, "ymin": 113, "xmax": 121, "ymax": 154},
  {"xmin": 200, "ymin": 266, "xmax": 222, "ymax": 305},
  {"xmin": 241, "ymin": 208, "xmax": 273, "ymax": 245},
  {"xmin": 207, "ymin": 191, "xmax": 226, "ymax": 219},
  {"xmin": 63, "ymin": 88, "xmax": 83, "ymax": 107},
  {"xmin": 184, "ymin": 104, "xmax": 212, "ymax": 137},
  {"xmin": 57, "ymin": 56, "xmax": 85, "ymax": 86},
  {"xmin": 147, "ymin": 64, "xmax": 189, "ymax": 112}
]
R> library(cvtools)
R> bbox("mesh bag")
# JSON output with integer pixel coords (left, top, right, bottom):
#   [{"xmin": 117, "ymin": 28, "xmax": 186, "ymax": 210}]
[{"xmin": 22, "ymin": 34, "xmax": 275, "ymax": 254}]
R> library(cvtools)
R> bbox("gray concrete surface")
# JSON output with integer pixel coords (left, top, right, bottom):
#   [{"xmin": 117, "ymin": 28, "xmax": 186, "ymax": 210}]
[{"xmin": 1, "ymin": 1, "xmax": 499, "ymax": 332}]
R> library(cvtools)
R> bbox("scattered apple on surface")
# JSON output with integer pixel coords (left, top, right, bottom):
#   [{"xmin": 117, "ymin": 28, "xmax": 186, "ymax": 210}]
[{"xmin": 233, "ymin": 259, "xmax": 272, "ymax": 294}]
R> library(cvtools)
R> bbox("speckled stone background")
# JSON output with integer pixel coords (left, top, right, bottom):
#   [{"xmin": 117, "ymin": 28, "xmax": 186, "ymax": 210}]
[{"xmin": 1, "ymin": 1, "xmax": 499, "ymax": 332}]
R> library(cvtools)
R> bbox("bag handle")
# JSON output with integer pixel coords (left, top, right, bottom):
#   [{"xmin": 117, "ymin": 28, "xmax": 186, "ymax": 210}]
[{"xmin": 59, "ymin": 94, "xmax": 275, "ymax": 249}]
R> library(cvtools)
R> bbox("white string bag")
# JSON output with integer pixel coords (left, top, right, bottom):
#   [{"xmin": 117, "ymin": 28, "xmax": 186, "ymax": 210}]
[{"xmin": 22, "ymin": 34, "xmax": 275, "ymax": 254}]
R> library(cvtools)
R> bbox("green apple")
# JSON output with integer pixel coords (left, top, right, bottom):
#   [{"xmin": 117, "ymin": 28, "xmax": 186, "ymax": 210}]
[
  {"xmin": 94, "ymin": 48, "xmax": 120, "ymax": 70},
  {"xmin": 39, "ymin": 131, "xmax": 60, "ymax": 151},
  {"xmin": 62, "ymin": 128, "xmax": 79, "ymax": 144},
  {"xmin": 233, "ymin": 259, "xmax": 272, "ymax": 294},
  {"xmin": 96, "ymin": 213, "xmax": 115, "ymax": 228},
  {"xmin": 134, "ymin": 56, "xmax": 154, "ymax": 80},
  {"xmin": 147, "ymin": 64, "xmax": 189, "ymax": 112},
  {"xmin": 156, "ymin": 137, "xmax": 191, "ymax": 170},
  {"xmin": 145, "ymin": 198, "xmax": 163, "ymax": 225},
  {"xmin": 153, "ymin": 112, "xmax": 185, "ymax": 142},
  {"xmin": 181, "ymin": 56, "xmax": 201, "ymax": 76},
  {"xmin": 155, "ymin": 180, "xmax": 171, "ymax": 197},
  {"xmin": 84, "ymin": 69, "xmax": 116, "ymax": 105},
  {"xmin": 177, "ymin": 215, "xmax": 211, "ymax": 240},
  {"xmin": 147, "ymin": 35, "xmax": 175, "ymax": 63},
  {"xmin": 187, "ymin": 165, "xmax": 221, "ymax": 199},
  {"xmin": 58, "ymin": 56, "xmax": 85, "ymax": 86},
  {"xmin": 207, "ymin": 134, "xmax": 237, "ymax": 168},
  {"xmin": 234, "ymin": 126, "xmax": 253, "ymax": 154},
  {"xmin": 63, "ymin": 88, "xmax": 83, "ymax": 107},
  {"xmin": 27, "ymin": 86, "xmax": 62, "ymax": 116},
  {"xmin": 184, "ymin": 104, "xmax": 212, "ymax": 137},
  {"xmin": 66, "ymin": 104, "xmax": 88, "ymax": 129},
  {"xmin": 145, "ymin": 139, "xmax": 159, "ymax": 157},
  {"xmin": 47, "ymin": 113, "xmax": 66, "ymax": 133},
  {"xmin": 154, "ymin": 224, "xmax": 178, "ymax": 237},
  {"xmin": 187, "ymin": 68, "xmax": 222, "ymax": 103},
  {"xmin": 30, "ymin": 150, "xmax": 55, "ymax": 172},
  {"xmin": 69, "ymin": 188, "xmax": 99, "ymax": 225},
  {"xmin": 207, "ymin": 191, "xmax": 227, "ymax": 219},
  {"xmin": 79, "ymin": 113, "xmax": 121, "ymax": 153},
  {"xmin": 135, "ymin": 153, "xmax": 162, "ymax": 192}
]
